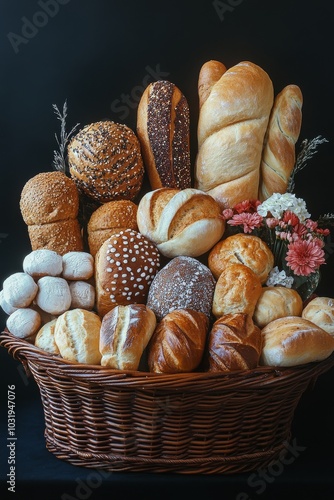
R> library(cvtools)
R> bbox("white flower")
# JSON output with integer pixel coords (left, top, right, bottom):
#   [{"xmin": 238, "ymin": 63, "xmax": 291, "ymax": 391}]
[
  {"xmin": 266, "ymin": 266, "xmax": 294, "ymax": 288},
  {"xmin": 257, "ymin": 193, "xmax": 311, "ymax": 222}
]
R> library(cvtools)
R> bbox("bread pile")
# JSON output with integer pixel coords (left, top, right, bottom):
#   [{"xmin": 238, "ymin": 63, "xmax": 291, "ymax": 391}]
[{"xmin": 2, "ymin": 58, "xmax": 334, "ymax": 372}]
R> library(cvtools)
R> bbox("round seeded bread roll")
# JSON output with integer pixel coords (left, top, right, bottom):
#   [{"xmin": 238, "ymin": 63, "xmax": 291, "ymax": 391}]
[
  {"xmin": 6, "ymin": 308, "xmax": 41, "ymax": 341},
  {"xmin": 67, "ymin": 120, "xmax": 144, "ymax": 203},
  {"xmin": 23, "ymin": 249, "xmax": 63, "ymax": 278},
  {"xmin": 87, "ymin": 200, "xmax": 138, "ymax": 257},
  {"xmin": 208, "ymin": 233, "xmax": 274, "ymax": 283},
  {"xmin": 62, "ymin": 251, "xmax": 94, "ymax": 280},
  {"xmin": 3, "ymin": 272, "xmax": 38, "ymax": 308},
  {"xmin": 302, "ymin": 296, "xmax": 334, "ymax": 336},
  {"xmin": 146, "ymin": 256, "xmax": 216, "ymax": 321},
  {"xmin": 212, "ymin": 263, "xmax": 262, "ymax": 319},
  {"xmin": 253, "ymin": 286, "xmax": 303, "ymax": 328},
  {"xmin": 35, "ymin": 276, "xmax": 71, "ymax": 315},
  {"xmin": 260, "ymin": 316, "xmax": 334, "ymax": 366},
  {"xmin": 54, "ymin": 308, "xmax": 102, "ymax": 364},
  {"xmin": 35, "ymin": 319, "xmax": 60, "ymax": 355}
]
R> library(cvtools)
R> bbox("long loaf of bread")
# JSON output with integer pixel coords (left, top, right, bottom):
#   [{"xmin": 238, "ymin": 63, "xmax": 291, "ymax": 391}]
[
  {"xmin": 195, "ymin": 60, "xmax": 274, "ymax": 209},
  {"xmin": 258, "ymin": 84, "xmax": 303, "ymax": 201}
]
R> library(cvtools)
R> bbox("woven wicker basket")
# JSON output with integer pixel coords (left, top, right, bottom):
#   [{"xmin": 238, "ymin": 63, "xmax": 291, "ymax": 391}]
[{"xmin": 1, "ymin": 328, "xmax": 334, "ymax": 474}]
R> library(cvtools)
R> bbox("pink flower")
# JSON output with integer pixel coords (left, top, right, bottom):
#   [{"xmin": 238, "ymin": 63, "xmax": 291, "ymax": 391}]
[
  {"xmin": 221, "ymin": 208, "xmax": 234, "ymax": 220},
  {"xmin": 234, "ymin": 199, "xmax": 261, "ymax": 214},
  {"xmin": 227, "ymin": 213, "xmax": 263, "ymax": 233},
  {"xmin": 286, "ymin": 239, "xmax": 326, "ymax": 276},
  {"xmin": 282, "ymin": 211, "xmax": 300, "ymax": 226},
  {"xmin": 266, "ymin": 217, "xmax": 279, "ymax": 229}
]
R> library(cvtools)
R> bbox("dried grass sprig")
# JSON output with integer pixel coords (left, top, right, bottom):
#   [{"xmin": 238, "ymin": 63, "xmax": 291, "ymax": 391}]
[
  {"xmin": 317, "ymin": 213, "xmax": 334, "ymax": 227},
  {"xmin": 52, "ymin": 100, "xmax": 80, "ymax": 174}
]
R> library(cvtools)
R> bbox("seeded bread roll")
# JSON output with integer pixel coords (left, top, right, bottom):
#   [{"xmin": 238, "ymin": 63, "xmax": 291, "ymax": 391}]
[
  {"xmin": 146, "ymin": 256, "xmax": 216, "ymax": 321},
  {"xmin": 95, "ymin": 229, "xmax": 161, "ymax": 318},
  {"xmin": 148, "ymin": 309, "xmax": 209, "ymax": 373},
  {"xmin": 100, "ymin": 304, "xmax": 156, "ymax": 370},
  {"xmin": 137, "ymin": 80, "xmax": 192, "ymax": 190},
  {"xmin": 137, "ymin": 187, "xmax": 225, "ymax": 258},
  {"xmin": 20, "ymin": 171, "xmax": 83, "ymax": 254},
  {"xmin": 68, "ymin": 120, "xmax": 144, "ymax": 203},
  {"xmin": 207, "ymin": 313, "xmax": 263, "ymax": 372},
  {"xmin": 87, "ymin": 200, "xmax": 138, "ymax": 257}
]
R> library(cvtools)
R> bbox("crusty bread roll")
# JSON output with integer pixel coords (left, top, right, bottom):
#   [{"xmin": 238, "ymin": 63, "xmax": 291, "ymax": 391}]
[
  {"xmin": 146, "ymin": 256, "xmax": 216, "ymax": 321},
  {"xmin": 136, "ymin": 187, "xmax": 225, "ymax": 258},
  {"xmin": 20, "ymin": 171, "xmax": 83, "ymax": 255},
  {"xmin": 69, "ymin": 281, "xmax": 95, "ymax": 310},
  {"xmin": 35, "ymin": 319, "xmax": 60, "ymax": 355},
  {"xmin": 3, "ymin": 272, "xmax": 38, "ymax": 308},
  {"xmin": 35, "ymin": 276, "xmax": 71, "ymax": 315},
  {"xmin": 208, "ymin": 233, "xmax": 274, "ymax": 283},
  {"xmin": 87, "ymin": 200, "xmax": 138, "ymax": 257},
  {"xmin": 148, "ymin": 309, "xmax": 209, "ymax": 373},
  {"xmin": 6, "ymin": 308, "xmax": 42, "ymax": 341},
  {"xmin": 302, "ymin": 296, "xmax": 334, "ymax": 336},
  {"xmin": 198, "ymin": 60, "xmax": 227, "ymax": 109},
  {"xmin": 195, "ymin": 61, "xmax": 274, "ymax": 209},
  {"xmin": 260, "ymin": 316, "xmax": 334, "ymax": 367},
  {"xmin": 137, "ymin": 80, "xmax": 191, "ymax": 190},
  {"xmin": 54, "ymin": 308, "xmax": 102, "ymax": 364},
  {"xmin": 100, "ymin": 304, "xmax": 156, "ymax": 370},
  {"xmin": 259, "ymin": 84, "xmax": 303, "ymax": 201},
  {"xmin": 207, "ymin": 313, "xmax": 262, "ymax": 372},
  {"xmin": 23, "ymin": 249, "xmax": 63, "ymax": 278},
  {"xmin": 62, "ymin": 251, "xmax": 94, "ymax": 280},
  {"xmin": 67, "ymin": 120, "xmax": 144, "ymax": 203},
  {"xmin": 253, "ymin": 286, "xmax": 303, "ymax": 329},
  {"xmin": 212, "ymin": 263, "xmax": 262, "ymax": 319},
  {"xmin": 95, "ymin": 229, "xmax": 160, "ymax": 318}
]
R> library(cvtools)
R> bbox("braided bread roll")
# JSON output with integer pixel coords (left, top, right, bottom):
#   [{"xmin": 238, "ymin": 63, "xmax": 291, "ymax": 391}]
[
  {"xmin": 259, "ymin": 84, "xmax": 303, "ymax": 201},
  {"xmin": 207, "ymin": 313, "xmax": 263, "ymax": 372},
  {"xmin": 195, "ymin": 61, "xmax": 274, "ymax": 209}
]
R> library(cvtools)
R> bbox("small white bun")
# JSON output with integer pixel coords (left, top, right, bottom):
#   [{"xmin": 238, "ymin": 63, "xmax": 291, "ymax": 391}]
[
  {"xmin": 6, "ymin": 308, "xmax": 41, "ymax": 340},
  {"xmin": 35, "ymin": 319, "xmax": 60, "ymax": 355},
  {"xmin": 36, "ymin": 276, "xmax": 71, "ymax": 315},
  {"xmin": 69, "ymin": 281, "xmax": 95, "ymax": 310},
  {"xmin": 253, "ymin": 286, "xmax": 303, "ymax": 329},
  {"xmin": 3, "ymin": 272, "xmax": 38, "ymax": 308},
  {"xmin": 0, "ymin": 289, "xmax": 18, "ymax": 315},
  {"xmin": 302, "ymin": 296, "xmax": 334, "ymax": 336},
  {"xmin": 23, "ymin": 249, "xmax": 63, "ymax": 278},
  {"xmin": 62, "ymin": 251, "xmax": 94, "ymax": 280}
]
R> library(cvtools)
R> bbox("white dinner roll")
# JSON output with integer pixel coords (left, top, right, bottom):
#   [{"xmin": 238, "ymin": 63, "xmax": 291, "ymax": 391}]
[
  {"xmin": 62, "ymin": 251, "xmax": 94, "ymax": 280},
  {"xmin": 0, "ymin": 289, "xmax": 18, "ymax": 315},
  {"xmin": 261, "ymin": 316, "xmax": 334, "ymax": 367},
  {"xmin": 3, "ymin": 272, "xmax": 38, "ymax": 308},
  {"xmin": 69, "ymin": 281, "xmax": 95, "ymax": 310},
  {"xmin": 302, "ymin": 296, "xmax": 334, "ymax": 336},
  {"xmin": 35, "ymin": 276, "xmax": 71, "ymax": 315},
  {"xmin": 23, "ymin": 249, "xmax": 63, "ymax": 278},
  {"xmin": 253, "ymin": 286, "xmax": 303, "ymax": 328},
  {"xmin": 6, "ymin": 308, "xmax": 41, "ymax": 340},
  {"xmin": 35, "ymin": 319, "xmax": 60, "ymax": 355}
]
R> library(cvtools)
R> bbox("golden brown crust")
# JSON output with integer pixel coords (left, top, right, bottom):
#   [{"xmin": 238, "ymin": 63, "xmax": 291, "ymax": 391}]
[
  {"xmin": 87, "ymin": 200, "xmax": 138, "ymax": 256},
  {"xmin": 147, "ymin": 309, "xmax": 209, "ymax": 373},
  {"xmin": 198, "ymin": 60, "xmax": 227, "ymax": 109},
  {"xmin": 212, "ymin": 263, "xmax": 262, "ymax": 318},
  {"xmin": 28, "ymin": 219, "xmax": 83, "ymax": 255},
  {"xmin": 100, "ymin": 304, "xmax": 157, "ymax": 370},
  {"xmin": 68, "ymin": 121, "xmax": 144, "ymax": 203},
  {"xmin": 207, "ymin": 313, "xmax": 262, "ymax": 372},
  {"xmin": 259, "ymin": 84, "xmax": 303, "ymax": 201},
  {"xmin": 137, "ymin": 80, "xmax": 191, "ymax": 190},
  {"xmin": 208, "ymin": 233, "xmax": 274, "ymax": 283},
  {"xmin": 253, "ymin": 286, "xmax": 303, "ymax": 329},
  {"xmin": 302, "ymin": 296, "xmax": 334, "ymax": 335}
]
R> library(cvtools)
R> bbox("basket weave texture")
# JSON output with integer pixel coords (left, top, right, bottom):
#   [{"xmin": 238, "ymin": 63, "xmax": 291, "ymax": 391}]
[{"xmin": 1, "ymin": 329, "xmax": 334, "ymax": 474}]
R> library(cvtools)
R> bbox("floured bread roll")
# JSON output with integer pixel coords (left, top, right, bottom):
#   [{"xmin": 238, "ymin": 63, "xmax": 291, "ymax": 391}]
[
  {"xmin": 147, "ymin": 309, "xmax": 209, "ymax": 373},
  {"xmin": 100, "ymin": 304, "xmax": 156, "ymax": 370},
  {"xmin": 208, "ymin": 233, "xmax": 274, "ymax": 283},
  {"xmin": 62, "ymin": 251, "xmax": 94, "ymax": 280},
  {"xmin": 207, "ymin": 313, "xmax": 262, "ymax": 372},
  {"xmin": 260, "ymin": 316, "xmax": 334, "ymax": 367},
  {"xmin": 54, "ymin": 308, "xmax": 102, "ymax": 364},
  {"xmin": 35, "ymin": 319, "xmax": 60, "ymax": 355},
  {"xmin": 253, "ymin": 286, "xmax": 303, "ymax": 329},
  {"xmin": 69, "ymin": 281, "xmax": 95, "ymax": 310},
  {"xmin": 302, "ymin": 296, "xmax": 334, "ymax": 336},
  {"xmin": 137, "ymin": 187, "xmax": 225, "ymax": 258},
  {"xmin": 3, "ymin": 272, "xmax": 38, "ymax": 308},
  {"xmin": 212, "ymin": 263, "xmax": 262, "ymax": 318},
  {"xmin": 23, "ymin": 249, "xmax": 63, "ymax": 278},
  {"xmin": 35, "ymin": 276, "xmax": 71, "ymax": 315},
  {"xmin": 6, "ymin": 308, "xmax": 41, "ymax": 341}
]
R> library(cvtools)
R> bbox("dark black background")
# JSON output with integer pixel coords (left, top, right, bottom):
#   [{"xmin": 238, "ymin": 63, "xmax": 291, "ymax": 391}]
[{"xmin": 0, "ymin": 0, "xmax": 334, "ymax": 499}]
